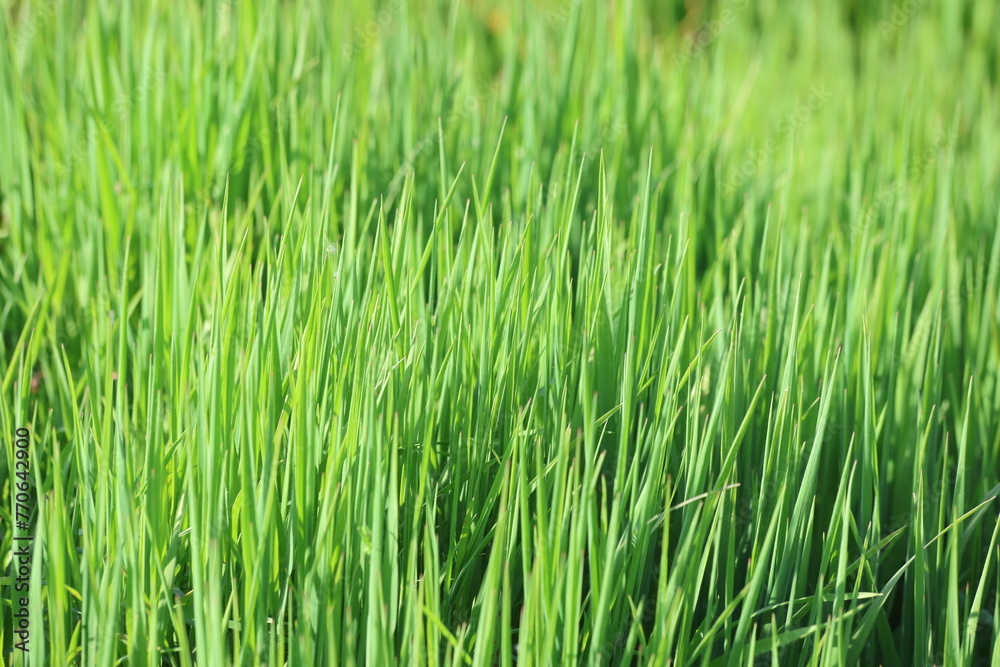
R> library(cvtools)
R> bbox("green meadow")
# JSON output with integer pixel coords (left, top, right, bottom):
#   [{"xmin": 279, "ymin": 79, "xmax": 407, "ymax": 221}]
[{"xmin": 1, "ymin": 0, "xmax": 999, "ymax": 664}]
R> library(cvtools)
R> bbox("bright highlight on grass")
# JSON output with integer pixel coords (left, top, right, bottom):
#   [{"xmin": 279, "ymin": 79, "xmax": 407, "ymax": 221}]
[{"xmin": 1, "ymin": 0, "xmax": 999, "ymax": 665}]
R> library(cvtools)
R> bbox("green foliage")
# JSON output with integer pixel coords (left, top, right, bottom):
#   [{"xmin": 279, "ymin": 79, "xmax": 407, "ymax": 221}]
[{"xmin": 1, "ymin": 0, "xmax": 998, "ymax": 664}]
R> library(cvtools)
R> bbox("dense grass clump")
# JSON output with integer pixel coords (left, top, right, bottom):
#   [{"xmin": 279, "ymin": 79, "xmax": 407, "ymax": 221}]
[{"xmin": 1, "ymin": 0, "xmax": 999, "ymax": 664}]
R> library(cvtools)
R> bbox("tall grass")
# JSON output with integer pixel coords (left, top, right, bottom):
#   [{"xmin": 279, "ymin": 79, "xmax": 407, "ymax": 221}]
[{"xmin": 1, "ymin": 0, "xmax": 998, "ymax": 665}]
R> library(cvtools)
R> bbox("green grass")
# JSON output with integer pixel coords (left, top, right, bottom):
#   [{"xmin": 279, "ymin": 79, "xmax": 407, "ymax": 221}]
[{"xmin": 1, "ymin": 0, "xmax": 999, "ymax": 664}]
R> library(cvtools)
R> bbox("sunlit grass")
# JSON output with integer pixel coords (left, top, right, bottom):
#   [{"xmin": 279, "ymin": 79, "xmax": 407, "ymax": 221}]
[{"xmin": 1, "ymin": 0, "xmax": 999, "ymax": 665}]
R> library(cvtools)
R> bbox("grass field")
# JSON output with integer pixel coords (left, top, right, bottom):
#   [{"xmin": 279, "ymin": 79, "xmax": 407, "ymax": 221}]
[{"xmin": 1, "ymin": 0, "xmax": 999, "ymax": 664}]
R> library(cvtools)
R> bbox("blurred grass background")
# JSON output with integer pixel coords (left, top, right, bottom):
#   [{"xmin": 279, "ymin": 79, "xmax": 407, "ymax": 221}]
[{"xmin": 1, "ymin": 0, "xmax": 999, "ymax": 665}]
